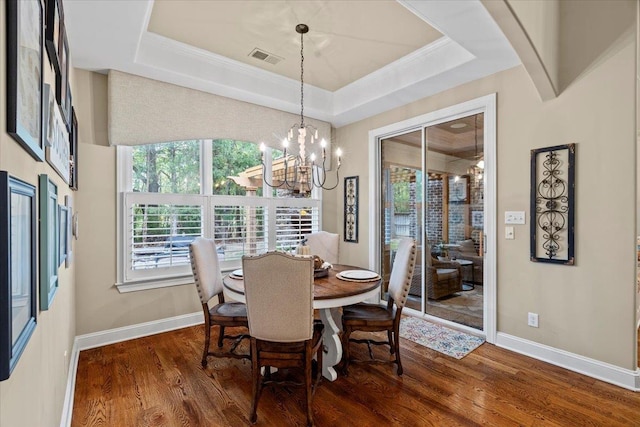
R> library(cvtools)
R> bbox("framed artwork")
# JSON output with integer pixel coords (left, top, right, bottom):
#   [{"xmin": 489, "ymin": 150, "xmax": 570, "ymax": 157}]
[
  {"xmin": 42, "ymin": 83, "xmax": 56, "ymax": 148},
  {"xmin": 472, "ymin": 211, "xmax": 483, "ymax": 228},
  {"xmin": 6, "ymin": 0, "xmax": 45, "ymax": 161},
  {"xmin": 46, "ymin": 104, "xmax": 70, "ymax": 184},
  {"xmin": 64, "ymin": 196, "xmax": 73, "ymax": 267},
  {"xmin": 70, "ymin": 108, "xmax": 78, "ymax": 190},
  {"xmin": 59, "ymin": 204, "xmax": 68, "ymax": 267},
  {"xmin": 72, "ymin": 211, "xmax": 79, "ymax": 240},
  {"xmin": 449, "ymin": 176, "xmax": 468, "ymax": 202},
  {"xmin": 44, "ymin": 0, "xmax": 63, "ymax": 72},
  {"xmin": 530, "ymin": 144, "xmax": 575, "ymax": 265},
  {"xmin": 0, "ymin": 172, "xmax": 37, "ymax": 381},
  {"xmin": 344, "ymin": 176, "xmax": 359, "ymax": 243},
  {"xmin": 56, "ymin": 26, "xmax": 70, "ymax": 127},
  {"xmin": 38, "ymin": 174, "xmax": 58, "ymax": 310}
]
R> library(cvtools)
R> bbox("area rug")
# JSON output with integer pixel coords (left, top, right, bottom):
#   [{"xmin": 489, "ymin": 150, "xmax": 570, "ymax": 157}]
[{"xmin": 399, "ymin": 316, "xmax": 485, "ymax": 359}]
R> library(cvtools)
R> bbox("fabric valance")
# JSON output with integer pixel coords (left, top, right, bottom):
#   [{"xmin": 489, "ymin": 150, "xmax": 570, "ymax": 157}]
[{"xmin": 107, "ymin": 70, "xmax": 331, "ymax": 148}]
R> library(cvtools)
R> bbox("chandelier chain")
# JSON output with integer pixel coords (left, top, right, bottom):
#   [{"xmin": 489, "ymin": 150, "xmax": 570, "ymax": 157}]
[{"xmin": 300, "ymin": 29, "xmax": 304, "ymax": 127}]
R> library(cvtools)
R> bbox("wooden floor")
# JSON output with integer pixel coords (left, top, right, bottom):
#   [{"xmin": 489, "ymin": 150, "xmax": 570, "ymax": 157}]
[{"xmin": 72, "ymin": 325, "xmax": 640, "ymax": 427}]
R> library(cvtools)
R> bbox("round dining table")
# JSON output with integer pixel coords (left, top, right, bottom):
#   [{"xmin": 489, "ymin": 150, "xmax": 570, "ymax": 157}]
[{"xmin": 223, "ymin": 264, "xmax": 382, "ymax": 381}]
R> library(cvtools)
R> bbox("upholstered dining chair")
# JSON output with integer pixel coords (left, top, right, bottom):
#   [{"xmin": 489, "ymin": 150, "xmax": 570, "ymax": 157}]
[
  {"xmin": 242, "ymin": 252, "xmax": 323, "ymax": 427},
  {"xmin": 341, "ymin": 237, "xmax": 417, "ymax": 376},
  {"xmin": 189, "ymin": 237, "xmax": 249, "ymax": 367},
  {"xmin": 305, "ymin": 231, "xmax": 339, "ymax": 264}
]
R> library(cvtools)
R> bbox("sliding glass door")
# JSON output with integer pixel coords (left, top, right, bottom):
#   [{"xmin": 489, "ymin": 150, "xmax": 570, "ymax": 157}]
[{"xmin": 380, "ymin": 113, "xmax": 485, "ymax": 331}]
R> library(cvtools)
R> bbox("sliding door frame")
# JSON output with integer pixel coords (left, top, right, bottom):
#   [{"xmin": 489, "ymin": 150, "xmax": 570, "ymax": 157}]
[{"xmin": 368, "ymin": 93, "xmax": 497, "ymax": 343}]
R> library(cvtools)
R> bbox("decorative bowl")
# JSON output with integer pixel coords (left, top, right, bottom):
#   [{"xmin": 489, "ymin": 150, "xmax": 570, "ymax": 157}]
[{"xmin": 314, "ymin": 268, "xmax": 329, "ymax": 278}]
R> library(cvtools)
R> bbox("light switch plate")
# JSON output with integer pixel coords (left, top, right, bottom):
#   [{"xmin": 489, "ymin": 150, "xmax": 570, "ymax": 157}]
[{"xmin": 505, "ymin": 211, "xmax": 526, "ymax": 224}]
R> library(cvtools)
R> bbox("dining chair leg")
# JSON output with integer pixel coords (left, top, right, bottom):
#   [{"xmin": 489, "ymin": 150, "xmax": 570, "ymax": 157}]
[
  {"xmin": 202, "ymin": 323, "xmax": 211, "ymax": 368},
  {"xmin": 394, "ymin": 323, "xmax": 403, "ymax": 376},
  {"xmin": 250, "ymin": 339, "xmax": 261, "ymax": 424},
  {"xmin": 218, "ymin": 325, "xmax": 226, "ymax": 348},
  {"xmin": 305, "ymin": 341, "xmax": 314, "ymax": 427},
  {"xmin": 341, "ymin": 326, "xmax": 352, "ymax": 376},
  {"xmin": 315, "ymin": 341, "xmax": 323, "ymax": 391},
  {"xmin": 388, "ymin": 330, "xmax": 395, "ymax": 354}
]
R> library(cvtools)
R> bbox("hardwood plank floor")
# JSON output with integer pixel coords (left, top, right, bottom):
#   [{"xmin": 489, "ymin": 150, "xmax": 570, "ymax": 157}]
[{"xmin": 72, "ymin": 325, "xmax": 640, "ymax": 426}]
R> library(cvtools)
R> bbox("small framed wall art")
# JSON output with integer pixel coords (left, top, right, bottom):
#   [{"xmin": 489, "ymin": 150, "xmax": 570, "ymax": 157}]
[{"xmin": 344, "ymin": 176, "xmax": 359, "ymax": 243}]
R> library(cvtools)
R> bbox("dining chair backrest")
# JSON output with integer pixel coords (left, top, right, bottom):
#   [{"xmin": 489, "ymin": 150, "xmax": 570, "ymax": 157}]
[
  {"xmin": 189, "ymin": 237, "xmax": 224, "ymax": 304},
  {"xmin": 388, "ymin": 237, "xmax": 417, "ymax": 309},
  {"xmin": 306, "ymin": 231, "xmax": 339, "ymax": 264},
  {"xmin": 242, "ymin": 252, "xmax": 314, "ymax": 342}
]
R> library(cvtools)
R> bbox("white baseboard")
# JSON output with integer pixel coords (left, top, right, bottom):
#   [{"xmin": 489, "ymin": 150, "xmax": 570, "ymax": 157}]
[
  {"xmin": 75, "ymin": 311, "xmax": 203, "ymax": 351},
  {"xmin": 60, "ymin": 312, "xmax": 203, "ymax": 427},
  {"xmin": 59, "ymin": 338, "xmax": 80, "ymax": 427},
  {"xmin": 496, "ymin": 332, "xmax": 640, "ymax": 391}
]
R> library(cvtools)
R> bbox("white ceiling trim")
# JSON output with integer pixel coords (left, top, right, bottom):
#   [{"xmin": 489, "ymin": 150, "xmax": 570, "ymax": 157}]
[{"xmin": 64, "ymin": 0, "xmax": 520, "ymax": 128}]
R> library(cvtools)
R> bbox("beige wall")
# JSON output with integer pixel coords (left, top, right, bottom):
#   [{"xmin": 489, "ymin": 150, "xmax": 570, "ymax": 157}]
[
  {"xmin": 73, "ymin": 70, "xmax": 202, "ymax": 335},
  {"xmin": 0, "ymin": 3, "xmax": 76, "ymax": 425},
  {"xmin": 332, "ymin": 22, "xmax": 636, "ymax": 369}
]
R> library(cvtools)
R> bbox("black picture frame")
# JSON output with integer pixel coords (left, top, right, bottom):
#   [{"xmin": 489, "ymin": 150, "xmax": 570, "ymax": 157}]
[
  {"xmin": 39, "ymin": 174, "xmax": 58, "ymax": 310},
  {"xmin": 70, "ymin": 107, "xmax": 78, "ymax": 190},
  {"xmin": 0, "ymin": 172, "xmax": 37, "ymax": 381},
  {"xmin": 56, "ymin": 26, "xmax": 70, "ymax": 127},
  {"xmin": 344, "ymin": 176, "xmax": 359, "ymax": 243},
  {"xmin": 44, "ymin": 0, "xmax": 62, "ymax": 72},
  {"xmin": 530, "ymin": 143, "xmax": 575, "ymax": 265},
  {"xmin": 6, "ymin": 0, "xmax": 45, "ymax": 161}
]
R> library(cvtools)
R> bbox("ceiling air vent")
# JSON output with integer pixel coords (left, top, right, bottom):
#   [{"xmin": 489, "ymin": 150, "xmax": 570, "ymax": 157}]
[{"xmin": 249, "ymin": 48, "xmax": 283, "ymax": 65}]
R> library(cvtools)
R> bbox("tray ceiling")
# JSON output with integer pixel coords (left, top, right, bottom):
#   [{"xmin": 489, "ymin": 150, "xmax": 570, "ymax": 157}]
[{"xmin": 64, "ymin": 0, "xmax": 520, "ymax": 127}]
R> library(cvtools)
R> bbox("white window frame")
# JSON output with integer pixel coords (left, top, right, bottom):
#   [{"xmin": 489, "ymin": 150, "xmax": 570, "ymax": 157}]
[{"xmin": 116, "ymin": 141, "xmax": 323, "ymax": 293}]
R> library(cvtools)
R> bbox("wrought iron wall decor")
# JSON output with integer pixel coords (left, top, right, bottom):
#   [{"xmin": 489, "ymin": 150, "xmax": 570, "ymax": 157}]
[
  {"xmin": 344, "ymin": 176, "xmax": 358, "ymax": 243},
  {"xmin": 530, "ymin": 144, "xmax": 575, "ymax": 265}
]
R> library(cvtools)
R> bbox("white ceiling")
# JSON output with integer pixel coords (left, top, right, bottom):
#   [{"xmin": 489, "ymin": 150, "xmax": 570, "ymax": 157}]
[{"xmin": 64, "ymin": 0, "xmax": 520, "ymax": 128}]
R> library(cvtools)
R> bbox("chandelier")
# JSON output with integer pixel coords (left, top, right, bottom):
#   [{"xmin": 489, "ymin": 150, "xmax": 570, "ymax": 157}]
[{"xmin": 260, "ymin": 24, "xmax": 341, "ymax": 194}]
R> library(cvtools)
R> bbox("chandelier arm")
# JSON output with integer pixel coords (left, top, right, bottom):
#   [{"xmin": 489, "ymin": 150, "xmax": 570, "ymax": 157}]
[
  {"xmin": 319, "ymin": 165, "xmax": 341, "ymax": 190},
  {"xmin": 260, "ymin": 157, "xmax": 286, "ymax": 189},
  {"xmin": 311, "ymin": 161, "xmax": 325, "ymax": 188},
  {"xmin": 282, "ymin": 155, "xmax": 298, "ymax": 190}
]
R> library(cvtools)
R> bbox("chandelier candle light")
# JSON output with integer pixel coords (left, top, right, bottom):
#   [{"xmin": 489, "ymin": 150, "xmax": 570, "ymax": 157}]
[{"xmin": 260, "ymin": 24, "xmax": 342, "ymax": 194}]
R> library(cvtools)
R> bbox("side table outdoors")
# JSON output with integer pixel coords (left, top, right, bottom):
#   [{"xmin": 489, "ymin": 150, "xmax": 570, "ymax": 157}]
[{"xmin": 453, "ymin": 259, "xmax": 474, "ymax": 291}]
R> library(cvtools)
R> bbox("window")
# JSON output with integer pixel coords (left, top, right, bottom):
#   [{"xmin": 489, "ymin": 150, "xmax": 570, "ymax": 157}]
[{"xmin": 117, "ymin": 139, "xmax": 321, "ymax": 291}]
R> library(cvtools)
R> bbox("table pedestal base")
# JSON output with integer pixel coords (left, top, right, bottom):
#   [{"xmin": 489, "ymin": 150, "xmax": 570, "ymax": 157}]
[{"xmin": 319, "ymin": 307, "xmax": 341, "ymax": 381}]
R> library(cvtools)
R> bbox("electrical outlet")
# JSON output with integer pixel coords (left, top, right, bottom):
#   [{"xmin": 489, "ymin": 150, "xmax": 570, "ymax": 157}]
[{"xmin": 528, "ymin": 312, "xmax": 539, "ymax": 327}]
